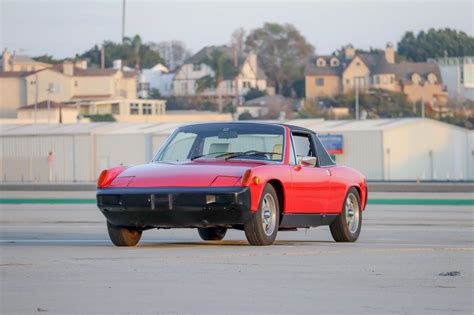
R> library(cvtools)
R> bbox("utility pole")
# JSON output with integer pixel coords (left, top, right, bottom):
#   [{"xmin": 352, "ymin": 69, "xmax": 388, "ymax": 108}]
[
  {"xmin": 355, "ymin": 77, "xmax": 360, "ymax": 120},
  {"xmin": 233, "ymin": 47, "xmax": 239, "ymax": 120},
  {"xmin": 122, "ymin": 0, "xmax": 126, "ymax": 43}
]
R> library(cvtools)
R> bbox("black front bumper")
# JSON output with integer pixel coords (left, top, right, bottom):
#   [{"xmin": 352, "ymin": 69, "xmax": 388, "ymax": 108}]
[{"xmin": 97, "ymin": 186, "xmax": 252, "ymax": 229}]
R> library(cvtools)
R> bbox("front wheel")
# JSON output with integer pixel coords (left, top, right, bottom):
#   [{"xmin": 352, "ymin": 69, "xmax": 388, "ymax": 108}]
[
  {"xmin": 330, "ymin": 187, "xmax": 362, "ymax": 242},
  {"xmin": 244, "ymin": 184, "xmax": 280, "ymax": 246},
  {"xmin": 107, "ymin": 221, "xmax": 142, "ymax": 247},
  {"xmin": 197, "ymin": 227, "xmax": 227, "ymax": 241}
]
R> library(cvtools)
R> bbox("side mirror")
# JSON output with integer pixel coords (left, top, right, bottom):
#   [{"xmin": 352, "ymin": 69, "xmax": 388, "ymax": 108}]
[{"xmin": 300, "ymin": 156, "xmax": 317, "ymax": 167}]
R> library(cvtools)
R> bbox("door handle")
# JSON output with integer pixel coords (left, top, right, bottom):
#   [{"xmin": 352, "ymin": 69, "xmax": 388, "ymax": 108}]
[
  {"xmin": 326, "ymin": 169, "xmax": 331, "ymax": 176},
  {"xmin": 293, "ymin": 165, "xmax": 302, "ymax": 171}
]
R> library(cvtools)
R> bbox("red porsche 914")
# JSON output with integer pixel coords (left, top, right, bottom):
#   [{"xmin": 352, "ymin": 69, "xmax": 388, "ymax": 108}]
[{"xmin": 97, "ymin": 122, "xmax": 367, "ymax": 246}]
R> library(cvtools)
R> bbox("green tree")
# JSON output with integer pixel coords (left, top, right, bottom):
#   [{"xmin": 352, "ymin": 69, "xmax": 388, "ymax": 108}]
[
  {"xmin": 333, "ymin": 89, "xmax": 415, "ymax": 118},
  {"xmin": 79, "ymin": 35, "xmax": 164, "ymax": 69},
  {"xmin": 148, "ymin": 88, "xmax": 162, "ymax": 99},
  {"xmin": 195, "ymin": 48, "xmax": 239, "ymax": 112},
  {"xmin": 397, "ymin": 28, "xmax": 474, "ymax": 62},
  {"xmin": 244, "ymin": 88, "xmax": 267, "ymax": 101},
  {"xmin": 32, "ymin": 54, "xmax": 63, "ymax": 65},
  {"xmin": 245, "ymin": 23, "xmax": 314, "ymax": 94}
]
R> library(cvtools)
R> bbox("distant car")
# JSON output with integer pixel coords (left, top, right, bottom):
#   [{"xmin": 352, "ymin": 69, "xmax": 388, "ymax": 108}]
[{"xmin": 97, "ymin": 122, "xmax": 367, "ymax": 246}]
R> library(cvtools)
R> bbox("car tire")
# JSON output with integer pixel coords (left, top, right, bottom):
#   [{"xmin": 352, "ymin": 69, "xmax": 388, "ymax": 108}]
[
  {"xmin": 197, "ymin": 227, "xmax": 227, "ymax": 241},
  {"xmin": 107, "ymin": 221, "xmax": 142, "ymax": 247},
  {"xmin": 244, "ymin": 184, "xmax": 280, "ymax": 246},
  {"xmin": 330, "ymin": 187, "xmax": 362, "ymax": 242}
]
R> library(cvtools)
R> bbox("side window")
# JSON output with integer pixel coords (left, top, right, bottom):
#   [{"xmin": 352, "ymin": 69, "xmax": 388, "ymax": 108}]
[
  {"xmin": 289, "ymin": 135, "xmax": 297, "ymax": 165},
  {"xmin": 292, "ymin": 133, "xmax": 315, "ymax": 159},
  {"xmin": 314, "ymin": 135, "xmax": 336, "ymax": 166}
]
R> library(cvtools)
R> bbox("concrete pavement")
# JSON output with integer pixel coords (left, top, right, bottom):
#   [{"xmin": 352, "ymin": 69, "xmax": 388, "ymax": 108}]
[{"xmin": 0, "ymin": 195, "xmax": 473, "ymax": 314}]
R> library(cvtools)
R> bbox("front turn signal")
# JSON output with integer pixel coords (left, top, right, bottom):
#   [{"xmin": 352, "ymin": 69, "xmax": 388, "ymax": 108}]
[
  {"xmin": 97, "ymin": 165, "xmax": 129, "ymax": 188},
  {"xmin": 241, "ymin": 169, "xmax": 252, "ymax": 185}
]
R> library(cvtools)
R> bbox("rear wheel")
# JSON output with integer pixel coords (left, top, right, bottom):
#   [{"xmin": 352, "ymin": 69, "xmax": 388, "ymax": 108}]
[
  {"xmin": 244, "ymin": 184, "xmax": 280, "ymax": 246},
  {"xmin": 107, "ymin": 221, "xmax": 142, "ymax": 247},
  {"xmin": 330, "ymin": 187, "xmax": 362, "ymax": 242},
  {"xmin": 197, "ymin": 227, "xmax": 227, "ymax": 241}
]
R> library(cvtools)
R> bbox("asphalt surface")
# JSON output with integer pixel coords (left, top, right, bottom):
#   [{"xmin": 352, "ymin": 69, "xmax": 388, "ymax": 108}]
[{"xmin": 0, "ymin": 193, "xmax": 473, "ymax": 314}]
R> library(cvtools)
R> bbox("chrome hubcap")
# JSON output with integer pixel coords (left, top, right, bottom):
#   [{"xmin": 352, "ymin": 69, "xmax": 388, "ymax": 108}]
[
  {"xmin": 345, "ymin": 193, "xmax": 360, "ymax": 234},
  {"xmin": 261, "ymin": 193, "xmax": 277, "ymax": 236}
]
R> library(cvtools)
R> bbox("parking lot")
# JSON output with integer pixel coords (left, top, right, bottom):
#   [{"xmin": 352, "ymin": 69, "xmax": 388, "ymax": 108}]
[{"xmin": 0, "ymin": 191, "xmax": 473, "ymax": 314}]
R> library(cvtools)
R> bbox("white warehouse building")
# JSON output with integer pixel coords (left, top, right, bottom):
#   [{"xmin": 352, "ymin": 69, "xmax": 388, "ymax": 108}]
[
  {"xmin": 0, "ymin": 118, "xmax": 473, "ymax": 182},
  {"xmin": 291, "ymin": 118, "xmax": 474, "ymax": 181}
]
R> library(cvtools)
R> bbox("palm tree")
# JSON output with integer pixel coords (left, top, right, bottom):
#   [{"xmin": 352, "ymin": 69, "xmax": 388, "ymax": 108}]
[
  {"xmin": 196, "ymin": 48, "xmax": 239, "ymax": 112},
  {"xmin": 123, "ymin": 35, "xmax": 142, "ymax": 69}
]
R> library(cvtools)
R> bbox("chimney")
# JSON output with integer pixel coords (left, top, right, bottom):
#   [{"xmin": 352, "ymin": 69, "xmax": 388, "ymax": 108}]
[
  {"xmin": 248, "ymin": 52, "xmax": 257, "ymax": 73},
  {"xmin": 385, "ymin": 42, "xmax": 395, "ymax": 64},
  {"xmin": 74, "ymin": 59, "xmax": 87, "ymax": 70},
  {"xmin": 113, "ymin": 59, "xmax": 122, "ymax": 70},
  {"xmin": 62, "ymin": 60, "xmax": 74, "ymax": 76},
  {"xmin": 2, "ymin": 48, "xmax": 11, "ymax": 72},
  {"xmin": 344, "ymin": 44, "xmax": 355, "ymax": 60}
]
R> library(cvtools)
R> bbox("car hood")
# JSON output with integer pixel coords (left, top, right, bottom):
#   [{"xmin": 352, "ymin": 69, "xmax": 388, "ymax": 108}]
[{"xmin": 117, "ymin": 160, "xmax": 266, "ymax": 187}]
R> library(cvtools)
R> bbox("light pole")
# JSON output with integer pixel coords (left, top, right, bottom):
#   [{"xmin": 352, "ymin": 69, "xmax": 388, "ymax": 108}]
[
  {"xmin": 421, "ymin": 81, "xmax": 428, "ymax": 118},
  {"xmin": 355, "ymin": 77, "xmax": 360, "ymax": 120}
]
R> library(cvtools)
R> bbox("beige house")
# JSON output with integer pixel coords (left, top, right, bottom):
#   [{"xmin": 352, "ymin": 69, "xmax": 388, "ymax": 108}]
[
  {"xmin": 16, "ymin": 101, "xmax": 80, "ymax": 123},
  {"xmin": 1, "ymin": 49, "xmax": 51, "ymax": 72},
  {"xmin": 305, "ymin": 43, "xmax": 448, "ymax": 105},
  {"xmin": 173, "ymin": 46, "xmax": 267, "ymax": 98},
  {"xmin": 0, "ymin": 52, "xmax": 139, "ymax": 118}
]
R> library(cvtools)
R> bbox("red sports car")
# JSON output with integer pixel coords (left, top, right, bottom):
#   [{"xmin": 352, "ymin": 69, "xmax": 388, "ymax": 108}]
[{"xmin": 97, "ymin": 122, "xmax": 367, "ymax": 246}]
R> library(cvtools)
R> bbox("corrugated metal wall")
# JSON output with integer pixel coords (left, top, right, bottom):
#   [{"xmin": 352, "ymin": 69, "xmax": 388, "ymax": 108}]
[
  {"xmin": 1, "ymin": 135, "xmax": 91, "ymax": 182},
  {"xmin": 323, "ymin": 131, "xmax": 384, "ymax": 180},
  {"xmin": 383, "ymin": 120, "xmax": 470, "ymax": 180}
]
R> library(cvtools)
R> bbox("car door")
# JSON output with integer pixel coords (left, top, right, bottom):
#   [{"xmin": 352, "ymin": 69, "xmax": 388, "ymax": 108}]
[
  {"xmin": 312, "ymin": 134, "xmax": 345, "ymax": 213},
  {"xmin": 288, "ymin": 132, "xmax": 330, "ymax": 213}
]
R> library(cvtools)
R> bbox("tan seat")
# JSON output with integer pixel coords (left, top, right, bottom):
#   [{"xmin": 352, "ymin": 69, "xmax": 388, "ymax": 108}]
[
  {"xmin": 272, "ymin": 144, "xmax": 283, "ymax": 160},
  {"xmin": 209, "ymin": 143, "xmax": 229, "ymax": 154}
]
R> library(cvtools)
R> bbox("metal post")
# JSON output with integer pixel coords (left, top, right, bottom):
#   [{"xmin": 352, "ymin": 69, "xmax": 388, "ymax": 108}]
[
  {"xmin": 122, "ymin": 0, "xmax": 126, "ymax": 43},
  {"xmin": 421, "ymin": 82, "xmax": 426, "ymax": 118},
  {"xmin": 34, "ymin": 73, "xmax": 38, "ymax": 123},
  {"xmin": 355, "ymin": 78, "xmax": 360, "ymax": 120},
  {"xmin": 47, "ymin": 98, "xmax": 51, "ymax": 124}
]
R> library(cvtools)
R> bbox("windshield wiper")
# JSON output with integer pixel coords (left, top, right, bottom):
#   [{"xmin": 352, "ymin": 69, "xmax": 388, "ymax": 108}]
[
  {"xmin": 190, "ymin": 151, "xmax": 235, "ymax": 161},
  {"xmin": 224, "ymin": 150, "xmax": 279, "ymax": 160}
]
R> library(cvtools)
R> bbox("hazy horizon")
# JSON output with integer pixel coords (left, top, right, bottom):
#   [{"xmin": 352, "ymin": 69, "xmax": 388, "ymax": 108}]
[{"xmin": 1, "ymin": 0, "xmax": 473, "ymax": 59}]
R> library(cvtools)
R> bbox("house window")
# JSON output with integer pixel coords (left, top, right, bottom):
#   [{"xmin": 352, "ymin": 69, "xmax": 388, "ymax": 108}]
[
  {"xmin": 138, "ymin": 82, "xmax": 150, "ymax": 91},
  {"xmin": 315, "ymin": 78, "xmax": 325, "ymax": 86},
  {"xmin": 130, "ymin": 103, "xmax": 139, "ymax": 115},
  {"xmin": 330, "ymin": 58, "xmax": 339, "ymax": 67},
  {"xmin": 193, "ymin": 64, "xmax": 201, "ymax": 71},
  {"xmin": 356, "ymin": 62, "xmax": 361, "ymax": 66},
  {"xmin": 243, "ymin": 81, "xmax": 251, "ymax": 88},
  {"xmin": 74, "ymin": 81, "xmax": 78, "ymax": 87},
  {"xmin": 142, "ymin": 104, "xmax": 152, "ymax": 115},
  {"xmin": 155, "ymin": 104, "xmax": 163, "ymax": 115},
  {"xmin": 317, "ymin": 58, "xmax": 326, "ymax": 67},
  {"xmin": 111, "ymin": 103, "xmax": 120, "ymax": 115},
  {"xmin": 390, "ymin": 76, "xmax": 394, "ymax": 84},
  {"xmin": 346, "ymin": 79, "xmax": 350, "ymax": 85},
  {"xmin": 374, "ymin": 76, "xmax": 380, "ymax": 84}
]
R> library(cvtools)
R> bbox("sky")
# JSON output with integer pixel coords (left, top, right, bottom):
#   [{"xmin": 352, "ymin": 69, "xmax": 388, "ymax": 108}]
[{"xmin": 1, "ymin": 0, "xmax": 473, "ymax": 58}]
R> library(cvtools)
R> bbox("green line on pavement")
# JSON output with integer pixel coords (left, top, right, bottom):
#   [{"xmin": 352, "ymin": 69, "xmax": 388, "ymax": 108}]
[
  {"xmin": 367, "ymin": 199, "xmax": 473, "ymax": 206},
  {"xmin": 0, "ymin": 198, "xmax": 472, "ymax": 205}
]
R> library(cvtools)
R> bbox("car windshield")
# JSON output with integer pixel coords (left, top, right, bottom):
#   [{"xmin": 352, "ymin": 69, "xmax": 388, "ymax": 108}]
[{"xmin": 155, "ymin": 123, "xmax": 285, "ymax": 163}]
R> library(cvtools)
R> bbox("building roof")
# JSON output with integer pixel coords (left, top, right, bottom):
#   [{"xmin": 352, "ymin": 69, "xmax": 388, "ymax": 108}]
[
  {"xmin": 17, "ymin": 101, "xmax": 76, "ymax": 110},
  {"xmin": 0, "ymin": 71, "xmax": 35, "ymax": 77},
  {"xmin": 242, "ymin": 95, "xmax": 291, "ymax": 107},
  {"xmin": 48, "ymin": 64, "xmax": 138, "ymax": 78},
  {"xmin": 305, "ymin": 51, "xmax": 443, "ymax": 83}
]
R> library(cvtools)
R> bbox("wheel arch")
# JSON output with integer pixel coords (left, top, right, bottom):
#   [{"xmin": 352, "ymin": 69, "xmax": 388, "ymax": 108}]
[{"xmin": 266, "ymin": 179, "xmax": 285, "ymax": 216}]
